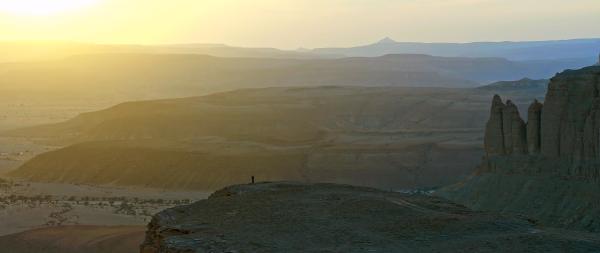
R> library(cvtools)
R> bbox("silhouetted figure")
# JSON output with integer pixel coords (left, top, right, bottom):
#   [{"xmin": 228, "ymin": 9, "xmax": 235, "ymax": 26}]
[{"xmin": 251, "ymin": 176, "xmax": 255, "ymax": 184}]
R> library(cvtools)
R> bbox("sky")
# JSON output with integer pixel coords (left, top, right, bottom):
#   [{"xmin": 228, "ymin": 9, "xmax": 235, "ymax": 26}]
[{"xmin": 0, "ymin": 0, "xmax": 599, "ymax": 49}]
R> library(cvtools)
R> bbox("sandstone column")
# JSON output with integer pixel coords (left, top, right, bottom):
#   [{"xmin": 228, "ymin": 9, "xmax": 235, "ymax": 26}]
[
  {"xmin": 527, "ymin": 100, "xmax": 543, "ymax": 154},
  {"xmin": 502, "ymin": 100, "xmax": 518, "ymax": 154},
  {"xmin": 484, "ymin": 95, "xmax": 506, "ymax": 156},
  {"xmin": 503, "ymin": 100, "xmax": 527, "ymax": 154}
]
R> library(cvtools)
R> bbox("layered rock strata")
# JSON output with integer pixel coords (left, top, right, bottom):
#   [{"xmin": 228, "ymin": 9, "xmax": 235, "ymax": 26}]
[
  {"xmin": 527, "ymin": 100, "xmax": 543, "ymax": 154},
  {"xmin": 442, "ymin": 65, "xmax": 600, "ymax": 231},
  {"xmin": 484, "ymin": 96, "xmax": 529, "ymax": 156},
  {"xmin": 482, "ymin": 66, "xmax": 600, "ymax": 178}
]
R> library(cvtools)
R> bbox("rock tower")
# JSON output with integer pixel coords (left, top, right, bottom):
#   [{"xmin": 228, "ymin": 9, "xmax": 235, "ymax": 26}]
[
  {"xmin": 442, "ymin": 64, "xmax": 600, "ymax": 232},
  {"xmin": 483, "ymin": 65, "xmax": 600, "ymax": 179}
]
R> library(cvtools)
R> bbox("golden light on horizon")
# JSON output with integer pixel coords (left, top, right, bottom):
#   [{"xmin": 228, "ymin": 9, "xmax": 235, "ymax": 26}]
[
  {"xmin": 0, "ymin": 0, "xmax": 598, "ymax": 47},
  {"xmin": 0, "ymin": 0, "xmax": 100, "ymax": 16}
]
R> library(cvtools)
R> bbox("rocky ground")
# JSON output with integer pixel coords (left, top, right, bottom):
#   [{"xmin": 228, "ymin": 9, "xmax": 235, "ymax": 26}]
[
  {"xmin": 0, "ymin": 225, "xmax": 145, "ymax": 253},
  {"xmin": 141, "ymin": 182, "xmax": 600, "ymax": 253}
]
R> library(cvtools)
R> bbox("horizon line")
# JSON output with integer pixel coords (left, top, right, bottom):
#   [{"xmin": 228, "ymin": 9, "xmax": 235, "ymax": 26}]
[{"xmin": 1, "ymin": 37, "xmax": 599, "ymax": 51}]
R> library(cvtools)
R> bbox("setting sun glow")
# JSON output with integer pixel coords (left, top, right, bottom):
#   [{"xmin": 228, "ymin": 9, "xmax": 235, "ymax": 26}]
[
  {"xmin": 0, "ymin": 0, "xmax": 598, "ymax": 47},
  {"xmin": 0, "ymin": 0, "xmax": 99, "ymax": 16}
]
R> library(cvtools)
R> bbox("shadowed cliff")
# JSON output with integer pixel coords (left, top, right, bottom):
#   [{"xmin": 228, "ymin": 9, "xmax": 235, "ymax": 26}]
[{"xmin": 440, "ymin": 65, "xmax": 600, "ymax": 231}]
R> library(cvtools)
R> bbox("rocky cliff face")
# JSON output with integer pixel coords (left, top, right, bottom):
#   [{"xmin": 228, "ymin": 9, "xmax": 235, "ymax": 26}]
[
  {"xmin": 441, "ymin": 65, "xmax": 600, "ymax": 231},
  {"xmin": 482, "ymin": 65, "xmax": 600, "ymax": 178},
  {"xmin": 484, "ymin": 96, "xmax": 529, "ymax": 156},
  {"xmin": 527, "ymin": 100, "xmax": 543, "ymax": 154}
]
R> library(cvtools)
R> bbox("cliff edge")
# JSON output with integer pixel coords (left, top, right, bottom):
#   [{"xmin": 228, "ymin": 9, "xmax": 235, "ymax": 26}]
[
  {"xmin": 440, "ymin": 65, "xmax": 600, "ymax": 231},
  {"xmin": 140, "ymin": 182, "xmax": 600, "ymax": 252}
]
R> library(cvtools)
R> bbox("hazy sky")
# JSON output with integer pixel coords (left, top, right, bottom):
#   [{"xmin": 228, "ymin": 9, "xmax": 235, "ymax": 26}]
[{"xmin": 0, "ymin": 0, "xmax": 599, "ymax": 49}]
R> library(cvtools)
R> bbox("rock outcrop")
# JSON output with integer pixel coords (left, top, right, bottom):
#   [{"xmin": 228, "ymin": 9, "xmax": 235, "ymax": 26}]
[
  {"xmin": 505, "ymin": 100, "xmax": 528, "ymax": 154},
  {"xmin": 483, "ymin": 95, "xmax": 506, "ymax": 155},
  {"xmin": 441, "ymin": 65, "xmax": 600, "ymax": 231},
  {"xmin": 484, "ymin": 65, "xmax": 600, "ymax": 174},
  {"xmin": 140, "ymin": 182, "xmax": 600, "ymax": 253},
  {"xmin": 483, "ymin": 96, "xmax": 529, "ymax": 156},
  {"xmin": 541, "ymin": 67, "xmax": 599, "ymax": 160},
  {"xmin": 527, "ymin": 100, "xmax": 543, "ymax": 154}
]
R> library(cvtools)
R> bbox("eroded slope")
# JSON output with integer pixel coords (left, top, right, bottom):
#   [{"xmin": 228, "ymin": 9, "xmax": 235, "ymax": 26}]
[{"xmin": 7, "ymin": 86, "xmax": 543, "ymax": 190}]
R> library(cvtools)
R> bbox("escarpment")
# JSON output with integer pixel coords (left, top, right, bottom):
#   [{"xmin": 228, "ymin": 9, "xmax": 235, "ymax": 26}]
[
  {"xmin": 541, "ymin": 66, "xmax": 600, "ymax": 161},
  {"xmin": 481, "ymin": 65, "xmax": 600, "ymax": 178},
  {"xmin": 441, "ymin": 65, "xmax": 600, "ymax": 231}
]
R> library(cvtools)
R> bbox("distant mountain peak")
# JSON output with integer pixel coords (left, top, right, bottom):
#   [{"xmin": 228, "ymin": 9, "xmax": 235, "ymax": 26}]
[{"xmin": 376, "ymin": 37, "xmax": 397, "ymax": 44}]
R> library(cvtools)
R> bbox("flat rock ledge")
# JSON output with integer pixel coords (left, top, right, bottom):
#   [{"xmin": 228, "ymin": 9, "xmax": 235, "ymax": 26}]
[{"xmin": 140, "ymin": 182, "xmax": 600, "ymax": 253}]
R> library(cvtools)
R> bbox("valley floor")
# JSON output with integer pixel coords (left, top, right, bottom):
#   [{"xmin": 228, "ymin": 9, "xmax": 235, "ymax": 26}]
[
  {"xmin": 0, "ymin": 225, "xmax": 146, "ymax": 253},
  {"xmin": 0, "ymin": 137, "xmax": 54, "ymax": 175},
  {"xmin": 0, "ymin": 179, "xmax": 211, "ymax": 236},
  {"xmin": 0, "ymin": 136, "xmax": 209, "ymax": 237}
]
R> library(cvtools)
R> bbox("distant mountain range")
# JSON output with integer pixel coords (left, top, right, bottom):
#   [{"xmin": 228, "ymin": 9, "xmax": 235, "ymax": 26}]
[
  {"xmin": 0, "ymin": 41, "xmax": 334, "ymax": 63},
  {"xmin": 479, "ymin": 78, "xmax": 549, "ymax": 91},
  {"xmin": 0, "ymin": 39, "xmax": 596, "ymax": 89},
  {"xmin": 313, "ymin": 37, "xmax": 600, "ymax": 61},
  {"xmin": 0, "ymin": 53, "xmax": 585, "ymax": 102},
  {"xmin": 2, "ymin": 38, "xmax": 598, "ymax": 64}
]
